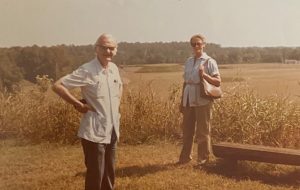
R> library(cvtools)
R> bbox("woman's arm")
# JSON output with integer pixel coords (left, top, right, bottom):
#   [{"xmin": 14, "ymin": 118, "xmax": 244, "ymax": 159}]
[
  {"xmin": 203, "ymin": 73, "xmax": 221, "ymax": 87},
  {"xmin": 199, "ymin": 64, "xmax": 221, "ymax": 87}
]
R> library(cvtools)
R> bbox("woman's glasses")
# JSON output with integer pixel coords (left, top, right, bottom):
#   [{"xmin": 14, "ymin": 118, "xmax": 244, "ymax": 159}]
[{"xmin": 191, "ymin": 42, "xmax": 204, "ymax": 47}]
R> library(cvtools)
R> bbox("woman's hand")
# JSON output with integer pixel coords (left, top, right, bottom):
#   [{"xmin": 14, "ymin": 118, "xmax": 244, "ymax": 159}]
[{"xmin": 199, "ymin": 64, "xmax": 204, "ymax": 78}]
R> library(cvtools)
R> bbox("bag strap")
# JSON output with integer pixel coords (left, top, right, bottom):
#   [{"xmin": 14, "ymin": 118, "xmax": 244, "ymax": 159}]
[
  {"xmin": 203, "ymin": 58, "xmax": 211, "ymax": 75},
  {"xmin": 194, "ymin": 57, "xmax": 211, "ymax": 75}
]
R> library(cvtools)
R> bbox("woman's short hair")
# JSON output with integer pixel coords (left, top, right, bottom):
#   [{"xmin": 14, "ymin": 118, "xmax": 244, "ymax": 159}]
[{"xmin": 190, "ymin": 34, "xmax": 206, "ymax": 45}]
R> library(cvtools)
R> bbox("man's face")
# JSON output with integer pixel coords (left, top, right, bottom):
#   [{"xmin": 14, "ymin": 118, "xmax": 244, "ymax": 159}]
[
  {"xmin": 95, "ymin": 36, "xmax": 117, "ymax": 63},
  {"xmin": 191, "ymin": 37, "xmax": 205, "ymax": 54}
]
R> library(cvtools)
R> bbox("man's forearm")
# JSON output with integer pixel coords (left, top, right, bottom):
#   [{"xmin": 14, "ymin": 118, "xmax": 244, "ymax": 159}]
[{"xmin": 52, "ymin": 80, "xmax": 83, "ymax": 108}]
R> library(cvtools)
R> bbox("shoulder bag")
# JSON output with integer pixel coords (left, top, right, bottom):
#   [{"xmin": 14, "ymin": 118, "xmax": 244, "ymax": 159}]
[{"xmin": 199, "ymin": 58, "xmax": 223, "ymax": 99}]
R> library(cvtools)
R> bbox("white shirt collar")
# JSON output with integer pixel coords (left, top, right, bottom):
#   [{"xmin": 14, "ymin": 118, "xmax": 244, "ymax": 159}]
[
  {"xmin": 94, "ymin": 57, "xmax": 113, "ymax": 74},
  {"xmin": 195, "ymin": 52, "xmax": 209, "ymax": 60}
]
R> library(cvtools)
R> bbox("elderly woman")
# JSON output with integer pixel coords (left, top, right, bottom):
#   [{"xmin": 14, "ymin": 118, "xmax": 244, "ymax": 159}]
[{"xmin": 178, "ymin": 34, "xmax": 221, "ymax": 168}]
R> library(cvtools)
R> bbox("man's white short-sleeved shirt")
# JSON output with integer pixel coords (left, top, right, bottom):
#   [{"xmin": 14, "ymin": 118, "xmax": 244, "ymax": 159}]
[
  {"xmin": 61, "ymin": 58, "xmax": 122, "ymax": 143},
  {"xmin": 182, "ymin": 53, "xmax": 220, "ymax": 107}
]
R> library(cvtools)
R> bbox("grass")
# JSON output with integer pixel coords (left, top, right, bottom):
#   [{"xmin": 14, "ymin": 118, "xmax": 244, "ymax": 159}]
[
  {"xmin": 123, "ymin": 63, "xmax": 300, "ymax": 102},
  {"xmin": 2, "ymin": 79, "xmax": 299, "ymax": 148},
  {"xmin": 1, "ymin": 140, "xmax": 299, "ymax": 190},
  {"xmin": 136, "ymin": 64, "xmax": 183, "ymax": 73},
  {"xmin": 221, "ymin": 76, "xmax": 246, "ymax": 82},
  {"xmin": 1, "ymin": 63, "xmax": 300, "ymax": 189}
]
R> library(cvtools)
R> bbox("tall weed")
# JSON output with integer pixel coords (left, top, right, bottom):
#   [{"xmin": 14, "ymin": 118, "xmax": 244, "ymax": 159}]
[
  {"xmin": 212, "ymin": 85, "xmax": 300, "ymax": 148},
  {"xmin": 120, "ymin": 82, "xmax": 182, "ymax": 144},
  {"xmin": 0, "ymin": 77, "xmax": 299, "ymax": 148}
]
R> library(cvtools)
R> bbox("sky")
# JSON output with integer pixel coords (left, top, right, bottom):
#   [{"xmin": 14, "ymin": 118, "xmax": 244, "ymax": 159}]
[{"xmin": 1, "ymin": 0, "xmax": 300, "ymax": 48}]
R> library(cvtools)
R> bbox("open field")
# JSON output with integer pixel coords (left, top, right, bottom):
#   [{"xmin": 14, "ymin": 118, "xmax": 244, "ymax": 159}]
[
  {"xmin": 1, "ymin": 62, "xmax": 299, "ymax": 189},
  {"xmin": 1, "ymin": 140, "xmax": 300, "ymax": 190},
  {"xmin": 121, "ymin": 63, "xmax": 300, "ymax": 102}
]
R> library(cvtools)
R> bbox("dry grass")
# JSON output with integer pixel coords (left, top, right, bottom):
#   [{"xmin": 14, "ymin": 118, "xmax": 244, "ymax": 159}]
[
  {"xmin": 1, "ymin": 140, "xmax": 299, "ymax": 190},
  {"xmin": 1, "ymin": 63, "xmax": 300, "ymax": 189},
  {"xmin": 0, "ymin": 87, "xmax": 80, "ymax": 144},
  {"xmin": 213, "ymin": 86, "xmax": 300, "ymax": 148},
  {"xmin": 120, "ymin": 81, "xmax": 182, "ymax": 144},
  {"xmin": 122, "ymin": 63, "xmax": 300, "ymax": 101},
  {"xmin": 0, "ymin": 64, "xmax": 299, "ymax": 147},
  {"xmin": 136, "ymin": 64, "xmax": 183, "ymax": 73},
  {"xmin": 219, "ymin": 63, "xmax": 300, "ymax": 100},
  {"xmin": 1, "ymin": 80, "xmax": 299, "ymax": 148}
]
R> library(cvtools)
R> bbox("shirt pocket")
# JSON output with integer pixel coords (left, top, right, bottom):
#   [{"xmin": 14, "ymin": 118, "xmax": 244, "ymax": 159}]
[
  {"xmin": 111, "ymin": 78, "xmax": 120, "ymax": 97},
  {"xmin": 96, "ymin": 80, "xmax": 106, "ymax": 98},
  {"xmin": 89, "ymin": 75, "xmax": 105, "ymax": 98}
]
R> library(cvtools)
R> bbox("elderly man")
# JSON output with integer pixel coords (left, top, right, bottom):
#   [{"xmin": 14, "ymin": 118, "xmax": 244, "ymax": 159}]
[{"xmin": 52, "ymin": 33, "xmax": 122, "ymax": 190}]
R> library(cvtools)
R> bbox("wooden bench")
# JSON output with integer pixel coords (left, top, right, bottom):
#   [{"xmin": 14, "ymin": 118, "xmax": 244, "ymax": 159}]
[{"xmin": 212, "ymin": 142, "xmax": 300, "ymax": 166}]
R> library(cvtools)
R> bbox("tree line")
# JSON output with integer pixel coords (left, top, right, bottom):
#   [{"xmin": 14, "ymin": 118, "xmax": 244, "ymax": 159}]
[{"xmin": 1, "ymin": 42, "xmax": 300, "ymax": 91}]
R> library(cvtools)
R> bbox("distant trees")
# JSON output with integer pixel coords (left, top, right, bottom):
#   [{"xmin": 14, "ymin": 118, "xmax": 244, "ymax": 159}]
[
  {"xmin": 1, "ymin": 42, "xmax": 300, "ymax": 91},
  {"xmin": 0, "ymin": 48, "xmax": 24, "ymax": 91},
  {"xmin": 113, "ymin": 42, "xmax": 191, "ymax": 65}
]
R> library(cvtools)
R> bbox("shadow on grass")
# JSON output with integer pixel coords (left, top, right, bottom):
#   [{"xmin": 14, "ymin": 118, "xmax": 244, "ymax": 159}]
[
  {"xmin": 204, "ymin": 159, "xmax": 300, "ymax": 188},
  {"xmin": 75, "ymin": 160, "xmax": 300, "ymax": 188},
  {"xmin": 75, "ymin": 163, "xmax": 175, "ymax": 178},
  {"xmin": 116, "ymin": 163, "xmax": 175, "ymax": 178}
]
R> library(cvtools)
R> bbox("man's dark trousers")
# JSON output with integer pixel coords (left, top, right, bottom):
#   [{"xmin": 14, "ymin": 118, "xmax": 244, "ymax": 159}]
[{"xmin": 81, "ymin": 130, "xmax": 117, "ymax": 190}]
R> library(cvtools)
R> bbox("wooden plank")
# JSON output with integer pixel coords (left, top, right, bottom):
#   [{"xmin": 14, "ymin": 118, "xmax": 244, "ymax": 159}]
[{"xmin": 212, "ymin": 142, "xmax": 300, "ymax": 166}]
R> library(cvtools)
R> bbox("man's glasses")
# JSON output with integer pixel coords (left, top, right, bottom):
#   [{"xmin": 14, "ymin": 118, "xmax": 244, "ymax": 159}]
[
  {"xmin": 97, "ymin": 45, "xmax": 116, "ymax": 51},
  {"xmin": 191, "ymin": 42, "xmax": 204, "ymax": 47}
]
